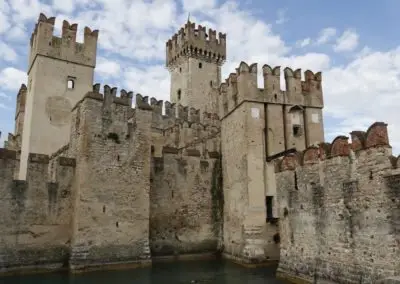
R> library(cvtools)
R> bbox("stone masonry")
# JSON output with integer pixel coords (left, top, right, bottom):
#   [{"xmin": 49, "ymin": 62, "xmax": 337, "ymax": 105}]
[
  {"xmin": 275, "ymin": 122, "xmax": 400, "ymax": 283},
  {"xmin": 0, "ymin": 12, "xmax": 398, "ymax": 283}
]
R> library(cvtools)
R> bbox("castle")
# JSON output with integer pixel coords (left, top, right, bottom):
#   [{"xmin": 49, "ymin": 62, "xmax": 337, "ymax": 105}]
[{"xmin": 0, "ymin": 13, "xmax": 398, "ymax": 284}]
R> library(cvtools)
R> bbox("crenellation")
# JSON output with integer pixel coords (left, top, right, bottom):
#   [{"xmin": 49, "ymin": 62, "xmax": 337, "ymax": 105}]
[
  {"xmin": 150, "ymin": 97, "xmax": 163, "ymax": 114},
  {"xmin": 29, "ymin": 13, "xmax": 98, "ymax": 69},
  {"xmin": 218, "ymin": 62, "xmax": 324, "ymax": 120},
  {"xmin": 166, "ymin": 20, "xmax": 226, "ymax": 68},
  {"xmin": 61, "ymin": 20, "xmax": 78, "ymax": 42}
]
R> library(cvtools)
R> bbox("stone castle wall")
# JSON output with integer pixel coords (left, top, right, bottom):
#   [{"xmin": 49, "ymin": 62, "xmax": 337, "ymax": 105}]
[
  {"xmin": 0, "ymin": 149, "xmax": 76, "ymax": 273},
  {"xmin": 275, "ymin": 122, "xmax": 400, "ymax": 283},
  {"xmin": 150, "ymin": 148, "xmax": 222, "ymax": 256},
  {"xmin": 0, "ymin": 82, "xmax": 225, "ymax": 274},
  {"xmin": 66, "ymin": 86, "xmax": 152, "ymax": 271},
  {"xmin": 0, "ymin": 85, "xmax": 154, "ymax": 273},
  {"xmin": 143, "ymin": 93, "xmax": 223, "ymax": 258}
]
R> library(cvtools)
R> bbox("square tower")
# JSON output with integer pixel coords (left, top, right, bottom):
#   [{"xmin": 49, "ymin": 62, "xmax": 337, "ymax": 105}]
[
  {"xmin": 18, "ymin": 13, "xmax": 98, "ymax": 179},
  {"xmin": 166, "ymin": 20, "xmax": 226, "ymax": 111}
]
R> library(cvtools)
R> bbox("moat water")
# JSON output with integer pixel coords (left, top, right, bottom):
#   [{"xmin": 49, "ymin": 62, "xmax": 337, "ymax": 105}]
[{"xmin": 0, "ymin": 260, "xmax": 288, "ymax": 284}]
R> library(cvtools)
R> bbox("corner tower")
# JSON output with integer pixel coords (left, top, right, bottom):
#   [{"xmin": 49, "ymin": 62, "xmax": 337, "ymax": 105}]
[
  {"xmin": 19, "ymin": 13, "xmax": 98, "ymax": 179},
  {"xmin": 166, "ymin": 20, "xmax": 226, "ymax": 111}
]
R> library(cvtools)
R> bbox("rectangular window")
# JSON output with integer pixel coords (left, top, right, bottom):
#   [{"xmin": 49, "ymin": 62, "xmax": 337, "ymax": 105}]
[
  {"xmin": 266, "ymin": 196, "xmax": 273, "ymax": 220},
  {"xmin": 67, "ymin": 76, "xmax": 76, "ymax": 90}
]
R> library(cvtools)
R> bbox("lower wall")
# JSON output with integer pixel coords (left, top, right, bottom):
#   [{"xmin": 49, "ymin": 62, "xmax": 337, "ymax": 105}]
[
  {"xmin": 0, "ymin": 150, "xmax": 75, "ymax": 274},
  {"xmin": 276, "ymin": 145, "xmax": 400, "ymax": 283},
  {"xmin": 149, "ymin": 150, "xmax": 221, "ymax": 257}
]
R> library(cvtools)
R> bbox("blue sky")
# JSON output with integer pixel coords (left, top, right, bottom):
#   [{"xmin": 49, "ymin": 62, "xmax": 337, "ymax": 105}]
[{"xmin": 1, "ymin": 0, "xmax": 400, "ymax": 153}]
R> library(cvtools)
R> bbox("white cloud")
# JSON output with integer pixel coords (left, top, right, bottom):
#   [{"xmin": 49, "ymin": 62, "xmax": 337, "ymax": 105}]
[
  {"xmin": 334, "ymin": 29, "xmax": 359, "ymax": 52},
  {"xmin": 5, "ymin": 24, "xmax": 27, "ymax": 41},
  {"xmin": 324, "ymin": 47, "xmax": 400, "ymax": 149},
  {"xmin": 0, "ymin": 102, "xmax": 11, "ymax": 109},
  {"xmin": 0, "ymin": 67, "xmax": 27, "ymax": 91},
  {"xmin": 275, "ymin": 9, "xmax": 288, "ymax": 25},
  {"xmin": 0, "ymin": 42, "xmax": 18, "ymax": 62},
  {"xmin": 0, "ymin": 10, "xmax": 10, "ymax": 34},
  {"xmin": 181, "ymin": 0, "xmax": 216, "ymax": 12},
  {"xmin": 316, "ymin": 27, "xmax": 337, "ymax": 45},
  {"xmin": 7, "ymin": 0, "xmax": 53, "ymax": 22},
  {"xmin": 96, "ymin": 57, "xmax": 121, "ymax": 78},
  {"xmin": 0, "ymin": 92, "xmax": 10, "ymax": 100},
  {"xmin": 123, "ymin": 65, "xmax": 170, "ymax": 102},
  {"xmin": 296, "ymin": 38, "xmax": 311, "ymax": 48},
  {"xmin": 51, "ymin": 0, "xmax": 75, "ymax": 14}
]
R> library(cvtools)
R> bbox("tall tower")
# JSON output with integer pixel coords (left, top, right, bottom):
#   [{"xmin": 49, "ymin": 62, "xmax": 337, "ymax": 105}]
[
  {"xmin": 19, "ymin": 13, "xmax": 98, "ymax": 179},
  {"xmin": 166, "ymin": 20, "xmax": 226, "ymax": 112}
]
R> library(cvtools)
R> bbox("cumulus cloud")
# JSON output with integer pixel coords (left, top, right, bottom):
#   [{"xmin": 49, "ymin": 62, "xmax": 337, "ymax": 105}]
[
  {"xmin": 334, "ymin": 29, "xmax": 359, "ymax": 52},
  {"xmin": 96, "ymin": 57, "xmax": 121, "ymax": 78},
  {"xmin": 0, "ymin": 67, "xmax": 27, "ymax": 91},
  {"xmin": 181, "ymin": 0, "xmax": 216, "ymax": 12},
  {"xmin": 296, "ymin": 38, "xmax": 311, "ymax": 48},
  {"xmin": 0, "ymin": 42, "xmax": 18, "ymax": 62},
  {"xmin": 316, "ymin": 27, "xmax": 337, "ymax": 45},
  {"xmin": 275, "ymin": 9, "xmax": 288, "ymax": 25},
  {"xmin": 324, "ymin": 47, "xmax": 400, "ymax": 148}
]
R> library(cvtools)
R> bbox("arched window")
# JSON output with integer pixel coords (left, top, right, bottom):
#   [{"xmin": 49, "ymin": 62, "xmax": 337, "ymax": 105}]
[
  {"xmin": 177, "ymin": 89, "xmax": 181, "ymax": 100},
  {"xmin": 289, "ymin": 105, "xmax": 304, "ymax": 137},
  {"xmin": 198, "ymin": 62, "xmax": 202, "ymax": 69}
]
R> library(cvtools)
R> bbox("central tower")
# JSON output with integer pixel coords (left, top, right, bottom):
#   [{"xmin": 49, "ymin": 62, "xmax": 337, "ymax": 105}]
[{"xmin": 166, "ymin": 20, "xmax": 226, "ymax": 111}]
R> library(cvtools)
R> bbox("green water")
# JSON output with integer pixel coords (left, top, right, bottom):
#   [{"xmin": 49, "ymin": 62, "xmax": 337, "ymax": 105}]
[{"xmin": 0, "ymin": 260, "xmax": 287, "ymax": 284}]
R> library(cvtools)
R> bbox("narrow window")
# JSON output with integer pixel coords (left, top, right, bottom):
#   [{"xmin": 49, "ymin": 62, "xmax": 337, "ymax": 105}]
[
  {"xmin": 177, "ymin": 89, "xmax": 181, "ymax": 100},
  {"xmin": 266, "ymin": 196, "xmax": 273, "ymax": 221},
  {"xmin": 292, "ymin": 125, "xmax": 302, "ymax": 137},
  {"xmin": 67, "ymin": 78, "xmax": 75, "ymax": 89},
  {"xmin": 179, "ymin": 67, "xmax": 182, "ymax": 73},
  {"xmin": 198, "ymin": 62, "xmax": 202, "ymax": 69}
]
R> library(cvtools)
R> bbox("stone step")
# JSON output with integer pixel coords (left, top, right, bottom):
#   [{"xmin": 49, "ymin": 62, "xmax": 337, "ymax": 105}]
[{"xmin": 70, "ymin": 246, "xmax": 89, "ymax": 261}]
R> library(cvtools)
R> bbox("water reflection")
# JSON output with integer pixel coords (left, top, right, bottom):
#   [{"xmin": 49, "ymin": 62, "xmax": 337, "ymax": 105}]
[{"xmin": 1, "ymin": 259, "xmax": 287, "ymax": 284}]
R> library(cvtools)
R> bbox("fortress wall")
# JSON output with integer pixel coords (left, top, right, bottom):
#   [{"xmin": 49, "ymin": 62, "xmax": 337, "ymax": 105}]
[
  {"xmin": 146, "ymin": 95, "xmax": 220, "ymax": 158},
  {"xmin": 67, "ymin": 86, "xmax": 152, "ymax": 271},
  {"xmin": 275, "ymin": 122, "xmax": 400, "ymax": 283},
  {"xmin": 149, "ymin": 146, "xmax": 222, "ymax": 257},
  {"xmin": 0, "ymin": 149, "xmax": 76, "ymax": 274}
]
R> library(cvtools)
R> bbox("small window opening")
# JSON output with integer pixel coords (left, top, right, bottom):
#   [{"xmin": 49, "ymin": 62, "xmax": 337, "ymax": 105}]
[
  {"xmin": 179, "ymin": 67, "xmax": 182, "ymax": 72},
  {"xmin": 266, "ymin": 196, "xmax": 274, "ymax": 221},
  {"xmin": 210, "ymin": 80, "xmax": 213, "ymax": 87},
  {"xmin": 67, "ymin": 79, "xmax": 75, "ymax": 89},
  {"xmin": 177, "ymin": 89, "xmax": 181, "ymax": 100},
  {"xmin": 292, "ymin": 124, "xmax": 302, "ymax": 137},
  {"xmin": 198, "ymin": 62, "xmax": 202, "ymax": 69}
]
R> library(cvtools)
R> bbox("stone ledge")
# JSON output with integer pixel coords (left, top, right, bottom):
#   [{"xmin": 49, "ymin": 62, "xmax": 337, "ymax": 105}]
[
  {"xmin": 378, "ymin": 277, "xmax": 400, "ymax": 284},
  {"xmin": 0, "ymin": 148, "xmax": 17, "ymax": 160},
  {"xmin": 69, "ymin": 259, "xmax": 151, "ymax": 274},
  {"xmin": 222, "ymin": 252, "xmax": 278, "ymax": 268}
]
